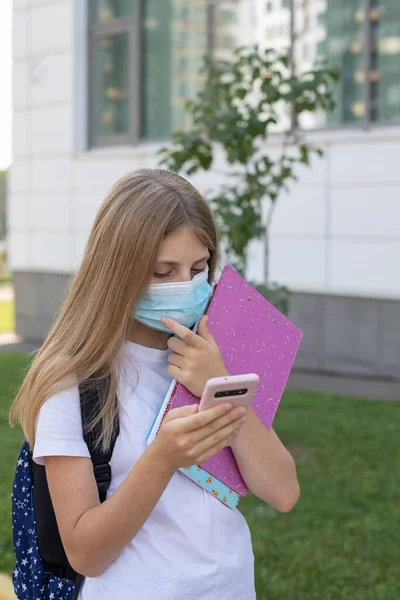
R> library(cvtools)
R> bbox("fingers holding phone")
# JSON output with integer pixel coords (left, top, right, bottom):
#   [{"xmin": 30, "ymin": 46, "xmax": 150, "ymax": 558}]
[
  {"xmin": 152, "ymin": 374, "xmax": 259, "ymax": 469},
  {"xmin": 154, "ymin": 402, "xmax": 246, "ymax": 470},
  {"xmin": 199, "ymin": 373, "xmax": 259, "ymax": 442}
]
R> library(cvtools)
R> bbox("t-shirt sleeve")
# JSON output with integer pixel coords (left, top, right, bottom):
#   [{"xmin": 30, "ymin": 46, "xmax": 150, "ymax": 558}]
[{"xmin": 33, "ymin": 384, "xmax": 91, "ymax": 466}]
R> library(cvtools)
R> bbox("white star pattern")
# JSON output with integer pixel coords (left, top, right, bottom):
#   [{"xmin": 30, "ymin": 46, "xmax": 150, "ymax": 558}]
[{"xmin": 13, "ymin": 442, "xmax": 85, "ymax": 600}]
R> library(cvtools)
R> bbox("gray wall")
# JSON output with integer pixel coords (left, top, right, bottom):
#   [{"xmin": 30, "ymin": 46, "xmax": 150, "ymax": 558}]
[
  {"xmin": 0, "ymin": 171, "xmax": 6, "ymax": 240},
  {"xmin": 14, "ymin": 271, "xmax": 400, "ymax": 380},
  {"xmin": 289, "ymin": 292, "xmax": 400, "ymax": 380},
  {"xmin": 14, "ymin": 272, "xmax": 71, "ymax": 341}
]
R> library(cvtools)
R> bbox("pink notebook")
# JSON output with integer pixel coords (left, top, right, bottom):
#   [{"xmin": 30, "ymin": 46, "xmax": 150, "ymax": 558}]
[{"xmin": 153, "ymin": 265, "xmax": 303, "ymax": 496}]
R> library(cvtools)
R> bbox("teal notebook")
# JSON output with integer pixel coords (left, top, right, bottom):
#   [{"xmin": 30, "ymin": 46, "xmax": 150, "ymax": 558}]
[{"xmin": 180, "ymin": 465, "xmax": 240, "ymax": 509}]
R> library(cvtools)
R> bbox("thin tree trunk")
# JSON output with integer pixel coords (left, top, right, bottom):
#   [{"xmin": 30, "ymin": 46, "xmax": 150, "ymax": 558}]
[
  {"xmin": 263, "ymin": 201, "xmax": 277, "ymax": 286},
  {"xmin": 263, "ymin": 226, "xmax": 269, "ymax": 285}
]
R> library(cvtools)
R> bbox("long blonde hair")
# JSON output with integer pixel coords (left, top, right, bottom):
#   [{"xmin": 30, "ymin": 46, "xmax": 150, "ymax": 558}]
[{"xmin": 10, "ymin": 169, "xmax": 219, "ymax": 451}]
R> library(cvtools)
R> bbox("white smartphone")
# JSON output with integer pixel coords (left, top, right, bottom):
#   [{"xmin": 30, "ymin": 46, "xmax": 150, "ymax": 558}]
[{"xmin": 199, "ymin": 373, "xmax": 260, "ymax": 412}]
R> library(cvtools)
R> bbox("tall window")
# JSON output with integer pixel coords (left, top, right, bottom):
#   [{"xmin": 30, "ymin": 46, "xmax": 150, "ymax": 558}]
[
  {"xmin": 370, "ymin": 0, "xmax": 400, "ymax": 123},
  {"xmin": 88, "ymin": 0, "xmax": 239, "ymax": 147},
  {"xmin": 213, "ymin": 1, "xmax": 239, "ymax": 60},
  {"xmin": 290, "ymin": 0, "xmax": 400, "ymax": 128}
]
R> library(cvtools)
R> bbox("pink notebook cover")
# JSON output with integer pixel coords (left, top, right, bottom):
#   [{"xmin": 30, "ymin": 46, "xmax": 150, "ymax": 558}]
[{"xmin": 167, "ymin": 265, "xmax": 303, "ymax": 496}]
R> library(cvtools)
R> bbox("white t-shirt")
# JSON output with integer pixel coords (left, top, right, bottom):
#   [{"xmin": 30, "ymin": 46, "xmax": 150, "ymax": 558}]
[{"xmin": 33, "ymin": 341, "xmax": 256, "ymax": 600}]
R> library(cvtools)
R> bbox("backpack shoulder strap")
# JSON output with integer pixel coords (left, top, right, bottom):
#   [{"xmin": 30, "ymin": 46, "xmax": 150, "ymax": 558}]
[
  {"xmin": 79, "ymin": 377, "xmax": 119, "ymax": 503},
  {"xmin": 73, "ymin": 379, "xmax": 119, "ymax": 600}
]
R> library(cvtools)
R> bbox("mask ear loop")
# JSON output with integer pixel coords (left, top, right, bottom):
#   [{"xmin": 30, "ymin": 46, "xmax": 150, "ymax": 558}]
[{"xmin": 189, "ymin": 283, "xmax": 215, "ymax": 333}]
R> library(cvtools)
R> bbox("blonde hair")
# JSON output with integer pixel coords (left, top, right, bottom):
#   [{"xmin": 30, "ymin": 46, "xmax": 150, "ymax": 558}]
[{"xmin": 9, "ymin": 169, "xmax": 219, "ymax": 451}]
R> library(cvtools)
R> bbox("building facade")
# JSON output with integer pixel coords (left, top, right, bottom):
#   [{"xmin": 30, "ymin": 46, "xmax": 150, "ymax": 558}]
[{"xmin": 9, "ymin": 0, "xmax": 400, "ymax": 378}]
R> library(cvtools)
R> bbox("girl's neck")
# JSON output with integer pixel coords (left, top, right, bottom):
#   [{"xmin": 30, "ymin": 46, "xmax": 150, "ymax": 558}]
[{"xmin": 129, "ymin": 320, "xmax": 171, "ymax": 351}]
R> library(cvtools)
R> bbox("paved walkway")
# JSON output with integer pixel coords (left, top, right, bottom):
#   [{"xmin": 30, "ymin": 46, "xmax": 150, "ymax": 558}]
[
  {"xmin": 0, "ymin": 333, "xmax": 398, "ymax": 402},
  {"xmin": 287, "ymin": 370, "xmax": 399, "ymax": 402},
  {"xmin": 0, "ymin": 284, "xmax": 14, "ymax": 302},
  {"xmin": 0, "ymin": 333, "xmax": 39, "ymax": 354}
]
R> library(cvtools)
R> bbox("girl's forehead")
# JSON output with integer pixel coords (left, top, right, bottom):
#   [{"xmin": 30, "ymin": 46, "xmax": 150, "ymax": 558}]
[{"xmin": 157, "ymin": 228, "xmax": 209, "ymax": 260}]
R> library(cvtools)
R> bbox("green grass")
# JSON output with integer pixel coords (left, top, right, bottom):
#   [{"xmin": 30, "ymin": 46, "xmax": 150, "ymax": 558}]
[
  {"xmin": 0, "ymin": 272, "xmax": 12, "ymax": 285},
  {"xmin": 0, "ymin": 300, "xmax": 14, "ymax": 332},
  {"xmin": 0, "ymin": 353, "xmax": 30, "ymax": 572},
  {"xmin": 1, "ymin": 353, "xmax": 399, "ymax": 598}
]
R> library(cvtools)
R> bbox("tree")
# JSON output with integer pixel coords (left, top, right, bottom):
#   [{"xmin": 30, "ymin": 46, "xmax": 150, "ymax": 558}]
[{"xmin": 159, "ymin": 46, "xmax": 338, "ymax": 313}]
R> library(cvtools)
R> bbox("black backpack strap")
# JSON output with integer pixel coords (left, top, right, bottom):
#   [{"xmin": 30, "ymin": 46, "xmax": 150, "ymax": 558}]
[
  {"xmin": 73, "ymin": 377, "xmax": 119, "ymax": 600},
  {"xmin": 79, "ymin": 376, "xmax": 119, "ymax": 501}
]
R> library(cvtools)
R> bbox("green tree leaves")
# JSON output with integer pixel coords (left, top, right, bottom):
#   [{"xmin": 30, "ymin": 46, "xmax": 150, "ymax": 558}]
[{"xmin": 160, "ymin": 46, "xmax": 338, "ymax": 311}]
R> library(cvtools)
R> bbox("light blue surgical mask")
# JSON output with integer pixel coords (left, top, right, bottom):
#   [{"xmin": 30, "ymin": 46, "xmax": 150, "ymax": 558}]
[{"xmin": 135, "ymin": 268, "xmax": 213, "ymax": 333}]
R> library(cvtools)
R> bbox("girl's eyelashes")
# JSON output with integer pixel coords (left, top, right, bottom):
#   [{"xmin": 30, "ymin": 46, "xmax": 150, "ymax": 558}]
[{"xmin": 153, "ymin": 268, "xmax": 206, "ymax": 280}]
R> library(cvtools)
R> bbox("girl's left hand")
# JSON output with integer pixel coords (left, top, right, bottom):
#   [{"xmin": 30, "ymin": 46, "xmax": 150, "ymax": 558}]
[{"xmin": 161, "ymin": 315, "xmax": 229, "ymax": 398}]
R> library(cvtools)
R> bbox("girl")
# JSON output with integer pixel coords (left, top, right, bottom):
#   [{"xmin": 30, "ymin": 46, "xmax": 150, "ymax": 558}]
[{"xmin": 10, "ymin": 169, "xmax": 299, "ymax": 599}]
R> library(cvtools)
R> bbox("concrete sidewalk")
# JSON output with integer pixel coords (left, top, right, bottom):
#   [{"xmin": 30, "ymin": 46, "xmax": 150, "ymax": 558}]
[
  {"xmin": 287, "ymin": 370, "xmax": 399, "ymax": 402},
  {"xmin": 0, "ymin": 284, "xmax": 14, "ymax": 302},
  {"xmin": 0, "ymin": 333, "xmax": 398, "ymax": 402},
  {"xmin": 0, "ymin": 333, "xmax": 40, "ymax": 354}
]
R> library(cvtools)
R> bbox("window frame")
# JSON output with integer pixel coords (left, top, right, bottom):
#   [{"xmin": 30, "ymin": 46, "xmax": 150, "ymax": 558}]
[
  {"xmin": 87, "ymin": 0, "xmax": 222, "ymax": 149},
  {"xmin": 88, "ymin": 2, "xmax": 141, "ymax": 148},
  {"xmin": 290, "ymin": 0, "xmax": 400, "ymax": 131},
  {"xmin": 86, "ymin": 1, "xmax": 400, "ymax": 148}
]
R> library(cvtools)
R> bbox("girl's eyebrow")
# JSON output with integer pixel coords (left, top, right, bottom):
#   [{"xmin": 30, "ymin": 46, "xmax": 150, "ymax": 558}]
[{"xmin": 155, "ymin": 256, "xmax": 210, "ymax": 267}]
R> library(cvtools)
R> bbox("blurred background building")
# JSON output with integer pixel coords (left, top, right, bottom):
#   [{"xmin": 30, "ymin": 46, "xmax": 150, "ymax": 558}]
[{"xmin": 8, "ymin": 0, "xmax": 400, "ymax": 379}]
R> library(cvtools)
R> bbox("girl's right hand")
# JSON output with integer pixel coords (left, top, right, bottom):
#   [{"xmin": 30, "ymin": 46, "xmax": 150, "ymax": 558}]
[{"xmin": 152, "ymin": 403, "xmax": 247, "ymax": 471}]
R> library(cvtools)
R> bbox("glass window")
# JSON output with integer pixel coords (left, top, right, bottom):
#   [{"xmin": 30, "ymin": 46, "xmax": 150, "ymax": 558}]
[
  {"xmin": 140, "ymin": 0, "xmax": 173, "ymax": 140},
  {"xmin": 89, "ymin": 0, "xmax": 133, "ymax": 24},
  {"xmin": 93, "ymin": 34, "xmax": 130, "ymax": 137},
  {"xmin": 260, "ymin": 0, "xmax": 292, "ymax": 131},
  {"xmin": 88, "ymin": 0, "xmax": 400, "ymax": 146},
  {"xmin": 87, "ymin": 0, "xmax": 240, "ymax": 147},
  {"xmin": 295, "ymin": 0, "xmax": 367, "ymax": 128},
  {"xmin": 212, "ymin": 1, "xmax": 240, "ymax": 59},
  {"xmin": 140, "ymin": 0, "xmax": 209, "ymax": 140},
  {"xmin": 219, "ymin": 7, "xmax": 238, "ymax": 23},
  {"xmin": 291, "ymin": 0, "xmax": 400, "ymax": 129},
  {"xmin": 324, "ymin": 2, "xmax": 367, "ymax": 125},
  {"xmin": 370, "ymin": 0, "xmax": 400, "ymax": 123}
]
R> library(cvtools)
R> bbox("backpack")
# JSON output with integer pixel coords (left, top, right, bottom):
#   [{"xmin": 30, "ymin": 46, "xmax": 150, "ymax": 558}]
[{"xmin": 11, "ymin": 379, "xmax": 120, "ymax": 600}]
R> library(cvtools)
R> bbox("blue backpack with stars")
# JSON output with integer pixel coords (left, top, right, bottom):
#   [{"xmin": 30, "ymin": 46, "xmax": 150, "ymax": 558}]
[{"xmin": 11, "ymin": 379, "xmax": 119, "ymax": 600}]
